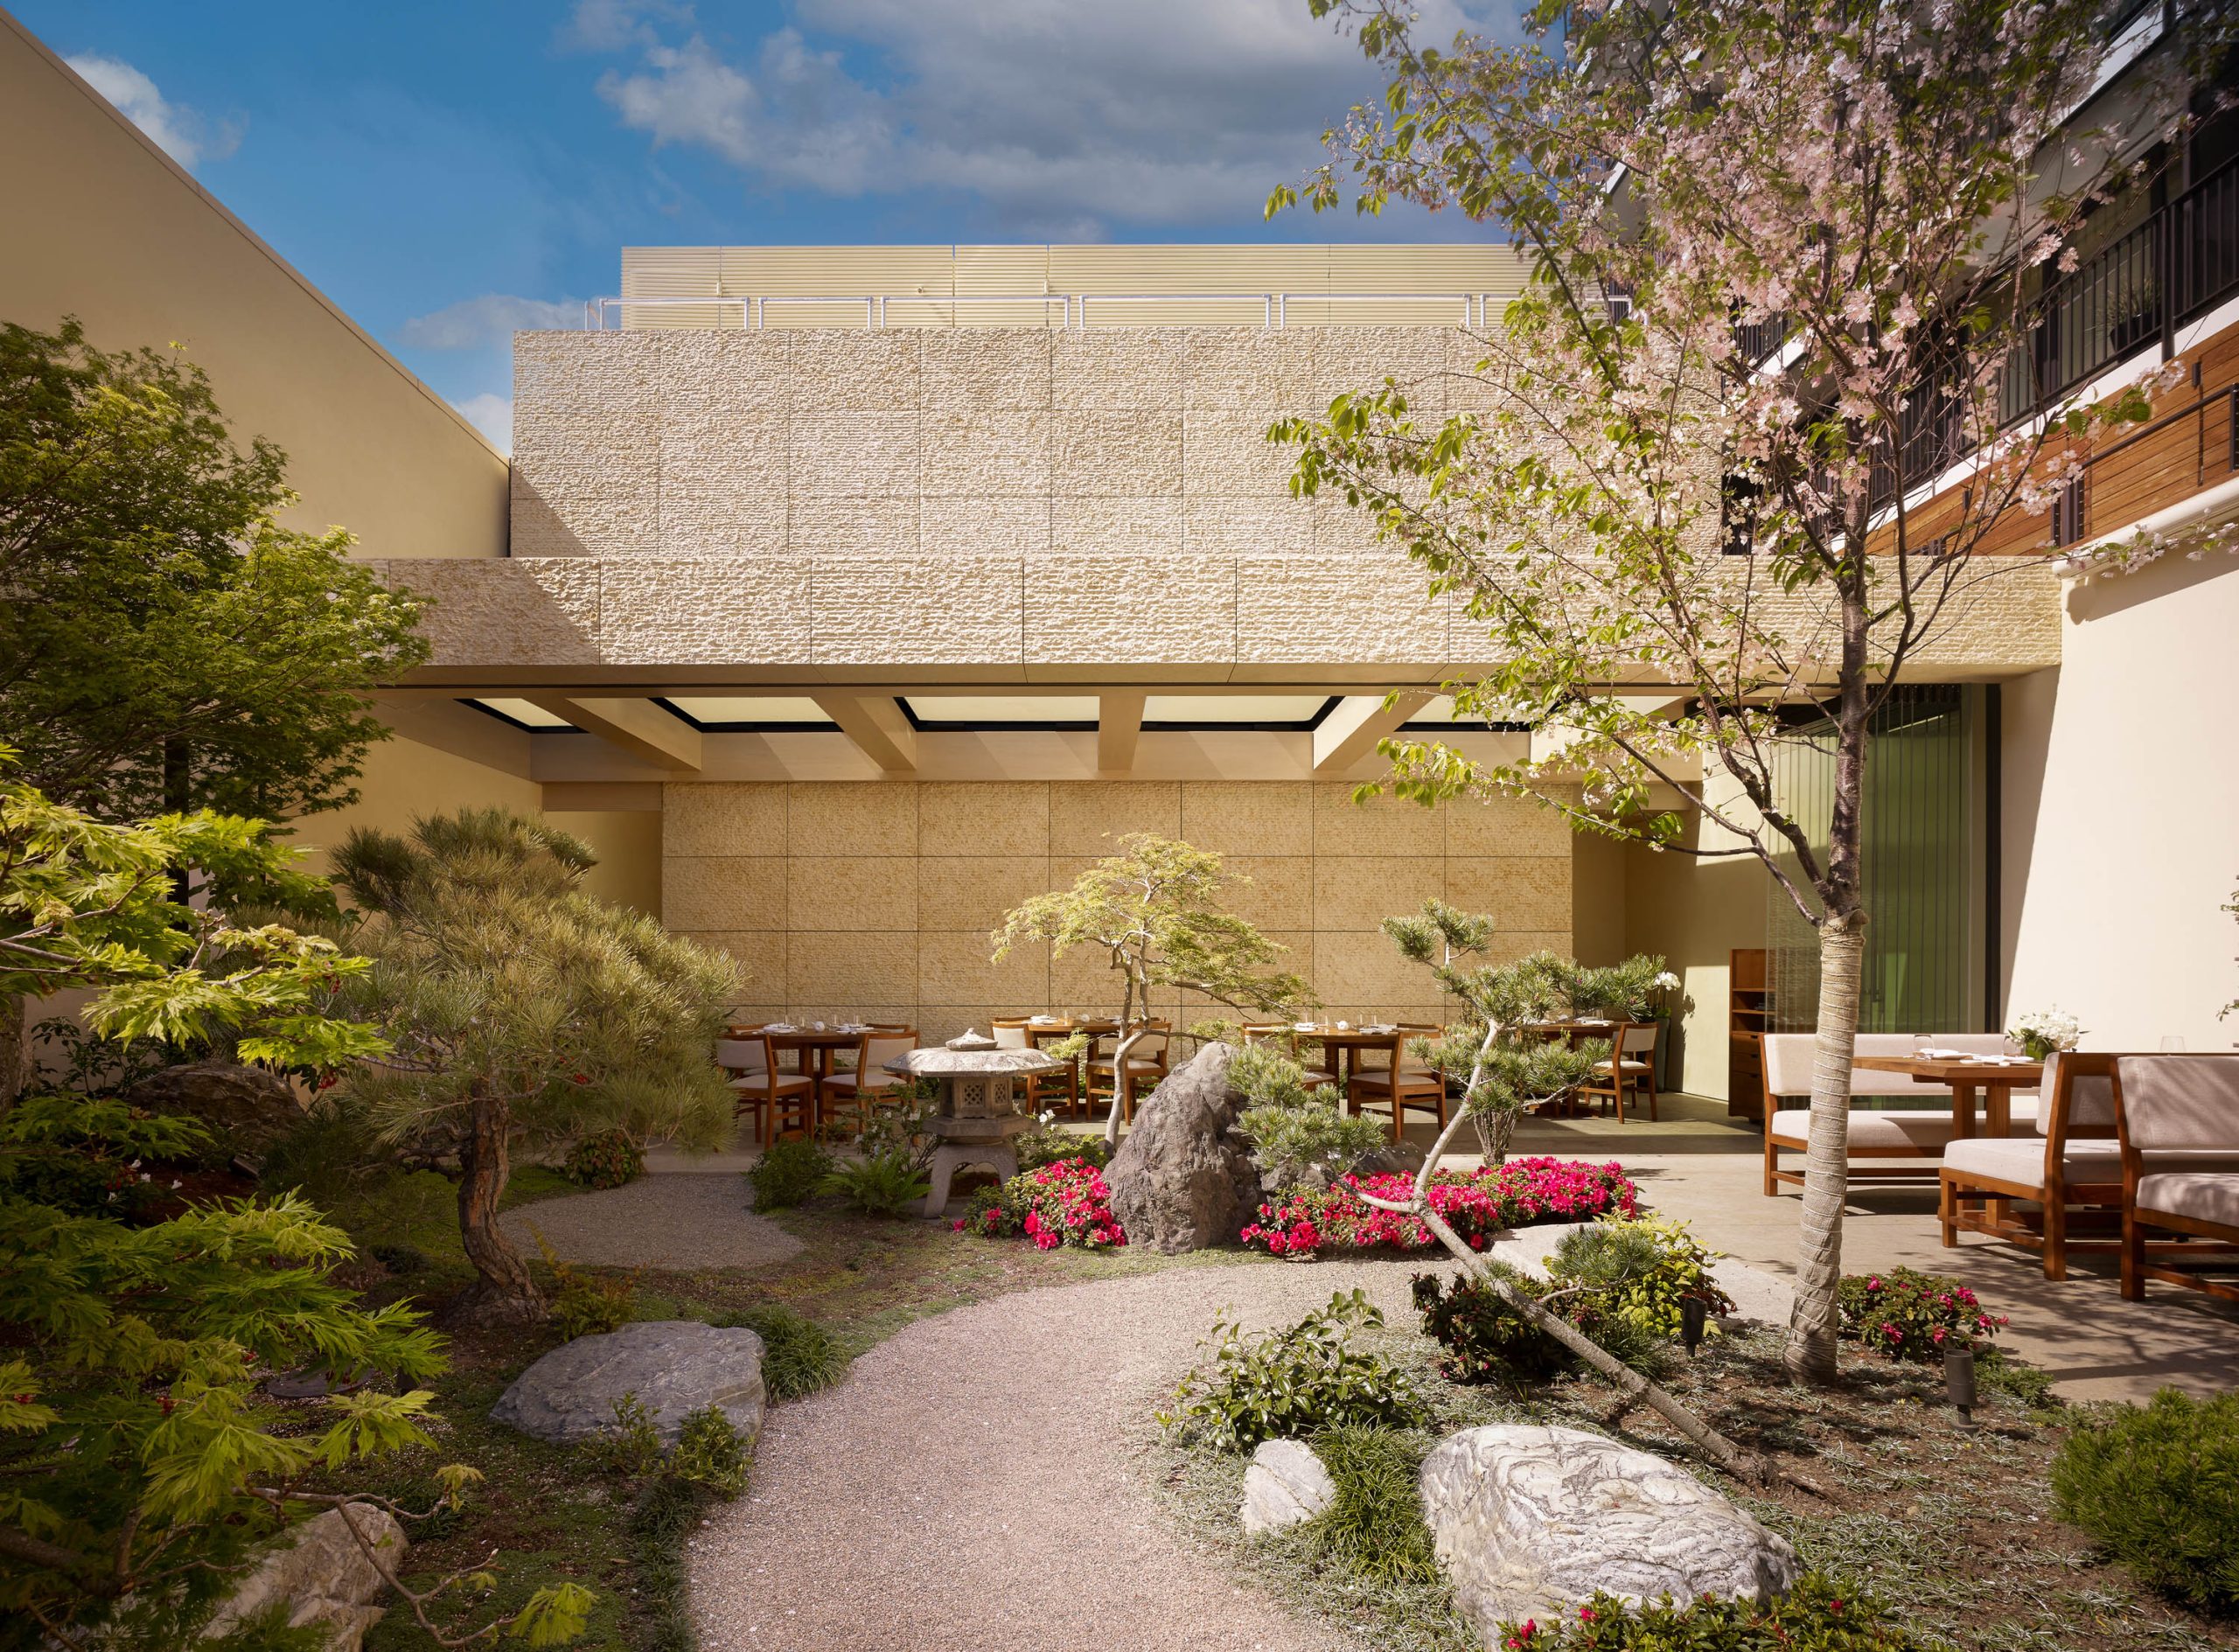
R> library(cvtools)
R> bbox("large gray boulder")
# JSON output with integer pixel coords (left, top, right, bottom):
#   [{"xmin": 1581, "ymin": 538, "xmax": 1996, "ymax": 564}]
[
  {"xmin": 199, "ymin": 1504, "xmax": 404, "ymax": 1650},
  {"xmin": 124, "ymin": 1059, "xmax": 303, "ymax": 1153},
  {"xmin": 1240, "ymin": 1438, "xmax": 1336, "ymax": 1535},
  {"xmin": 1420, "ymin": 1425, "xmax": 1800, "ymax": 1645},
  {"xmin": 491, "ymin": 1321, "xmax": 766, "ymax": 1447},
  {"xmin": 1104, "ymin": 1042, "xmax": 1259, "ymax": 1252}
]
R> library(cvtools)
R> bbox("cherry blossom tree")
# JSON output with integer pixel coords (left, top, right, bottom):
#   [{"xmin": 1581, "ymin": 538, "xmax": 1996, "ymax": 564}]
[{"xmin": 1274, "ymin": 0, "xmax": 2231, "ymax": 1377}]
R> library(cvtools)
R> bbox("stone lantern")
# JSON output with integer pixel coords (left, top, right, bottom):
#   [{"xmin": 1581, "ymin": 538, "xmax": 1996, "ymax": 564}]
[{"xmin": 884, "ymin": 1032, "xmax": 1062, "ymax": 1216}]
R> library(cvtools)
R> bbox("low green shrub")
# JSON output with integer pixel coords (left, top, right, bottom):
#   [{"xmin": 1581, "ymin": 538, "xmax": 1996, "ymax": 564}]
[
  {"xmin": 1014, "ymin": 1116, "xmax": 1113, "ymax": 1172},
  {"xmin": 819, "ymin": 1147, "xmax": 931, "ymax": 1217},
  {"xmin": 715, "ymin": 1305, "xmax": 848, "ymax": 1401},
  {"xmin": 1412, "ymin": 1269, "xmax": 1573, "ymax": 1387},
  {"xmin": 1231, "ymin": 1042, "xmax": 1386, "ymax": 1187},
  {"xmin": 258, "ymin": 1095, "xmax": 386, "ymax": 1210},
  {"xmin": 1549, "ymin": 1216, "xmax": 1735, "ymax": 1341},
  {"xmin": 2051, "ymin": 1387, "xmax": 2239, "ymax": 1614},
  {"xmin": 745, "ymin": 1138, "xmax": 833, "ymax": 1211},
  {"xmin": 1501, "ymin": 1574, "xmax": 1929, "ymax": 1649},
  {"xmin": 591, "ymin": 1394, "xmax": 750, "ymax": 1497},
  {"xmin": 533, "ymin": 1227, "xmax": 636, "ymax": 1340},
  {"xmin": 1160, "ymin": 1288, "xmax": 1429, "ymax": 1451},
  {"xmin": 1299, "ymin": 1425, "xmax": 1440, "ymax": 1586},
  {"xmin": 1836, "ymin": 1266, "xmax": 2005, "ymax": 1362},
  {"xmin": 563, "ymin": 1128, "xmax": 645, "ymax": 1190},
  {"xmin": 1975, "ymin": 1345, "xmax": 2057, "ymax": 1409}
]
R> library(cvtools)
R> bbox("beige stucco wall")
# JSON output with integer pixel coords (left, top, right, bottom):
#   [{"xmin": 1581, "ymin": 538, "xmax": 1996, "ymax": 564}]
[
  {"xmin": 0, "ymin": 13, "xmax": 506, "ymax": 558},
  {"xmin": 2002, "ymin": 557, "xmax": 2239, "ymax": 1050},
  {"xmin": 288, "ymin": 735, "xmax": 543, "ymax": 875},
  {"xmin": 660, "ymin": 779, "xmax": 1573, "ymax": 1040}
]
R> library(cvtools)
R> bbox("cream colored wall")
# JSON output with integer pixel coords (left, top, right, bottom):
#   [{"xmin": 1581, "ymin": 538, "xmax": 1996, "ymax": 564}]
[
  {"xmin": 287, "ymin": 735, "xmax": 543, "ymax": 875},
  {"xmin": 1569, "ymin": 833, "xmax": 1630, "ymax": 965},
  {"xmin": 659, "ymin": 779, "xmax": 1573, "ymax": 1041},
  {"xmin": 549, "ymin": 810, "xmax": 664, "ymax": 916},
  {"xmin": 2002, "ymin": 557, "xmax": 2239, "ymax": 1050},
  {"xmin": 0, "ymin": 12, "xmax": 506, "ymax": 559}
]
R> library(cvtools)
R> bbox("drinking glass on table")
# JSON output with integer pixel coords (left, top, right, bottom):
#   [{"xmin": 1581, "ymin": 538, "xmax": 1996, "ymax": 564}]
[{"xmin": 2161, "ymin": 1036, "xmax": 2188, "ymax": 1052}]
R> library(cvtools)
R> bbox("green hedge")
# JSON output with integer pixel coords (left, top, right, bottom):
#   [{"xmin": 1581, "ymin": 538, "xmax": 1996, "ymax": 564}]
[{"xmin": 2052, "ymin": 1387, "xmax": 2239, "ymax": 1615}]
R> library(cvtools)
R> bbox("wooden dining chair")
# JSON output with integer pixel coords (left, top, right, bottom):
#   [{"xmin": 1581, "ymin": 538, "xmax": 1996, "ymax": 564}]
[
  {"xmin": 1581, "ymin": 1021, "xmax": 1660, "ymax": 1121},
  {"xmin": 715, "ymin": 1034, "xmax": 816, "ymax": 1147},
  {"xmin": 1241, "ymin": 1023, "xmax": 1336, "ymax": 1091},
  {"xmin": 1088, "ymin": 1020, "xmax": 1170, "ymax": 1121},
  {"xmin": 1346, "ymin": 1029, "xmax": 1447, "ymax": 1143},
  {"xmin": 820, "ymin": 1028, "xmax": 920, "ymax": 1133},
  {"xmin": 994, "ymin": 1020, "xmax": 1082, "ymax": 1116}
]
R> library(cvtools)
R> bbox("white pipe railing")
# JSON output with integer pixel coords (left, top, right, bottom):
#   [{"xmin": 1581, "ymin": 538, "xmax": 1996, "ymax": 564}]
[{"xmin": 583, "ymin": 291, "xmax": 1498, "ymax": 331}]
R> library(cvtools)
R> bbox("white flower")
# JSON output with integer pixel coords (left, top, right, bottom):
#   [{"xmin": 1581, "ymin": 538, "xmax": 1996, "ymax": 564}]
[{"xmin": 1653, "ymin": 971, "xmax": 1682, "ymax": 992}]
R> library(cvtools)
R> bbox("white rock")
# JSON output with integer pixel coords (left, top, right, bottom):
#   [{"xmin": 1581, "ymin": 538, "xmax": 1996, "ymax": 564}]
[
  {"xmin": 1419, "ymin": 1425, "xmax": 1800, "ymax": 1644},
  {"xmin": 1239, "ymin": 1437, "xmax": 1336, "ymax": 1535},
  {"xmin": 200, "ymin": 1504, "xmax": 405, "ymax": 1650}
]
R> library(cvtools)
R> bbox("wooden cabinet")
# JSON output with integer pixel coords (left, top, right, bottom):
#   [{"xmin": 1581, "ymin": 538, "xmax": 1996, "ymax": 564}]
[{"xmin": 1728, "ymin": 948, "xmax": 1770, "ymax": 1120}]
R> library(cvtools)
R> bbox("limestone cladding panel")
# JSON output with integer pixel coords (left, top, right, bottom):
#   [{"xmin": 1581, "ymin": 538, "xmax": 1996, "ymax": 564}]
[
  {"xmin": 596, "ymin": 559, "xmax": 812, "ymax": 666},
  {"xmin": 1314, "ymin": 328, "xmax": 1451, "ymax": 408},
  {"xmin": 811, "ymin": 553, "xmax": 1022, "ymax": 668},
  {"xmin": 1052, "ymin": 330, "xmax": 1187, "ymax": 410},
  {"xmin": 512, "ymin": 333, "xmax": 657, "ymax": 556},
  {"xmin": 659, "ymin": 420, "xmax": 786, "ymax": 556},
  {"xmin": 1444, "ymin": 856, "xmax": 1574, "ymax": 933},
  {"xmin": 785, "ymin": 782, "xmax": 917, "ymax": 856},
  {"xmin": 790, "ymin": 331, "xmax": 922, "ymax": 413},
  {"xmin": 1183, "ymin": 410, "xmax": 1300, "ymax": 495},
  {"xmin": 382, "ymin": 557, "xmax": 603, "ymax": 666},
  {"xmin": 1050, "ymin": 497, "xmax": 1184, "ymax": 560},
  {"xmin": 792, "ymin": 412, "xmax": 921, "ymax": 498},
  {"xmin": 790, "ymin": 498, "xmax": 919, "ymax": 561},
  {"xmin": 788, "ymin": 855, "xmax": 918, "ymax": 932},
  {"xmin": 788, "ymin": 931, "xmax": 919, "ymax": 1005},
  {"xmin": 923, "ymin": 412, "xmax": 1052, "ymax": 498},
  {"xmin": 662, "ymin": 783, "xmax": 786, "ymax": 857},
  {"xmin": 1182, "ymin": 496, "xmax": 1315, "ymax": 560},
  {"xmin": 1183, "ymin": 331, "xmax": 1315, "ymax": 409},
  {"xmin": 1049, "ymin": 781, "xmax": 1183, "ymax": 854},
  {"xmin": 922, "ymin": 497, "xmax": 1052, "ymax": 558},
  {"xmin": 922, "ymin": 330, "xmax": 1053, "ymax": 411},
  {"xmin": 1179, "ymin": 781, "xmax": 1314, "ymax": 855},
  {"xmin": 662, "ymin": 856, "xmax": 786, "ymax": 932},
  {"xmin": 1023, "ymin": 554, "xmax": 1232, "ymax": 667},
  {"xmin": 1236, "ymin": 556, "xmax": 1448, "ymax": 668},
  {"xmin": 659, "ymin": 779, "xmax": 1576, "ymax": 1025},
  {"xmin": 916, "ymin": 781, "xmax": 1050, "ymax": 857},
  {"xmin": 1052, "ymin": 411, "xmax": 1183, "ymax": 496}
]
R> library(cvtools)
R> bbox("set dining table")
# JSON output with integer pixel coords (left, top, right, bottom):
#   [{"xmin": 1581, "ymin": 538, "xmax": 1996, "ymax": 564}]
[
  {"xmin": 723, "ymin": 1021, "xmax": 881, "ymax": 1096},
  {"xmin": 1271, "ymin": 1021, "xmax": 1416, "ymax": 1089}
]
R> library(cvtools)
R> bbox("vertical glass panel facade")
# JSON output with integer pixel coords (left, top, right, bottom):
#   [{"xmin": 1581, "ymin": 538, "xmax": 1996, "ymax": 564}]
[{"xmin": 1768, "ymin": 686, "xmax": 1984, "ymax": 1035}]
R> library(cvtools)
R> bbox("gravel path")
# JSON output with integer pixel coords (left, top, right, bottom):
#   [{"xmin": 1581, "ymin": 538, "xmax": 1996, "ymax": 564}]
[
  {"xmin": 499, "ymin": 1175, "xmax": 803, "ymax": 1271},
  {"xmin": 688, "ymin": 1257, "xmax": 1442, "ymax": 1652}
]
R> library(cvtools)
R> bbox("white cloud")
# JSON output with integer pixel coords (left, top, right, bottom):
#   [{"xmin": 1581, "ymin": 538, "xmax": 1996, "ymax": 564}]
[
  {"xmin": 558, "ymin": 0, "xmax": 692, "ymax": 54},
  {"xmin": 401, "ymin": 294, "xmax": 582, "ymax": 349},
  {"xmin": 454, "ymin": 393, "xmax": 514, "ymax": 452},
  {"xmin": 579, "ymin": 0, "xmax": 1515, "ymax": 230},
  {"xmin": 67, "ymin": 53, "xmax": 241, "ymax": 169}
]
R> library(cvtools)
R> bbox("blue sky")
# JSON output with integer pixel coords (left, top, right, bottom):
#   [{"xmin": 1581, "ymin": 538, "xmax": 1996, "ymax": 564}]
[{"xmin": 18, "ymin": 0, "xmax": 1513, "ymax": 450}]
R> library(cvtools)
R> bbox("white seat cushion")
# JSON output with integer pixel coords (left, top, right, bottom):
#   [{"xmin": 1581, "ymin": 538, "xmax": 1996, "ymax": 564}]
[
  {"xmin": 2136, "ymin": 1172, "xmax": 2239, "ymax": 1228},
  {"xmin": 1768, "ymin": 1108, "xmax": 1957, "ymax": 1153},
  {"xmin": 1943, "ymin": 1136, "xmax": 2118, "ymax": 1186}
]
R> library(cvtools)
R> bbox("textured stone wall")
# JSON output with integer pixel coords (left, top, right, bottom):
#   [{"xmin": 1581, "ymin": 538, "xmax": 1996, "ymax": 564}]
[
  {"xmin": 661, "ymin": 778, "xmax": 1574, "ymax": 1039},
  {"xmin": 512, "ymin": 326, "xmax": 1452, "ymax": 563}
]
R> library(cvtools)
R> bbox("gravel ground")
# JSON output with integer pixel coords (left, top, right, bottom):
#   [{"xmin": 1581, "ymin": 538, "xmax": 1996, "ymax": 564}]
[
  {"xmin": 499, "ymin": 1175, "xmax": 804, "ymax": 1271},
  {"xmin": 686, "ymin": 1228, "xmax": 1800, "ymax": 1652},
  {"xmin": 688, "ymin": 1257, "xmax": 1435, "ymax": 1652}
]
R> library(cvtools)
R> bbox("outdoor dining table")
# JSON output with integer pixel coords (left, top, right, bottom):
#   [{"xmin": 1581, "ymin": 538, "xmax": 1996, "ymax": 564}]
[
  {"xmin": 1851, "ymin": 1053, "xmax": 2044, "ymax": 1138},
  {"xmin": 1285, "ymin": 1023, "xmax": 1410, "ymax": 1091},
  {"xmin": 724, "ymin": 1024, "xmax": 870, "ymax": 1099}
]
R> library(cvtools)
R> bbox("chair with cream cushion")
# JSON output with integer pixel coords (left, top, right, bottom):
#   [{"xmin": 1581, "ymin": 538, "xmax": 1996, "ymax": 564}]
[
  {"xmin": 993, "ymin": 1019, "xmax": 1081, "ymax": 1116},
  {"xmin": 1581, "ymin": 1021, "xmax": 1660, "ymax": 1121},
  {"xmin": 1087, "ymin": 1021, "xmax": 1169, "ymax": 1122},
  {"xmin": 1346, "ymin": 1027, "xmax": 1447, "ymax": 1142},
  {"xmin": 1761, "ymin": 1031, "xmax": 2039, "ymax": 1196},
  {"xmin": 820, "ymin": 1029, "xmax": 919, "ymax": 1131},
  {"xmin": 716, "ymin": 1035, "xmax": 815, "ymax": 1147},
  {"xmin": 2115, "ymin": 1053, "xmax": 2239, "ymax": 1304},
  {"xmin": 1938, "ymin": 1052, "xmax": 2156, "ymax": 1279}
]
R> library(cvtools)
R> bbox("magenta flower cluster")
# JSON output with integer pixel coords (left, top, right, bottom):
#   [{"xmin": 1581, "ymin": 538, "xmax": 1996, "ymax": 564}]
[
  {"xmin": 1239, "ymin": 1158, "xmax": 1639, "ymax": 1260},
  {"xmin": 954, "ymin": 1157, "xmax": 1126, "ymax": 1251},
  {"xmin": 1837, "ymin": 1265, "xmax": 2007, "ymax": 1363}
]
